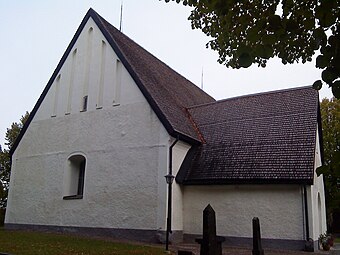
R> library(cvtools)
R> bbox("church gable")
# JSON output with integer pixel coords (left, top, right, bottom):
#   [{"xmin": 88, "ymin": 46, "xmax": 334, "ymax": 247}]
[
  {"xmin": 34, "ymin": 17, "xmax": 123, "ymax": 121},
  {"xmin": 11, "ymin": 8, "xmax": 215, "ymax": 155}
]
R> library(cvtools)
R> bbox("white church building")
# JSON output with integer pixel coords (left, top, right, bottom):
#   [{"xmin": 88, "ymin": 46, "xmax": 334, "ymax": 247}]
[{"xmin": 5, "ymin": 8, "xmax": 327, "ymax": 251}]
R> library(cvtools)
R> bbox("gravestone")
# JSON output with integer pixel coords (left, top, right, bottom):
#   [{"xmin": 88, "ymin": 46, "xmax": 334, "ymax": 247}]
[
  {"xmin": 252, "ymin": 217, "xmax": 264, "ymax": 255},
  {"xmin": 195, "ymin": 204, "xmax": 225, "ymax": 255}
]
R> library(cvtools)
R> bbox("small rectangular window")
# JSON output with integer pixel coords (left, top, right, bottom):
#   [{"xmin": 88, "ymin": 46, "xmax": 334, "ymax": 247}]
[{"xmin": 81, "ymin": 95, "xmax": 88, "ymax": 112}]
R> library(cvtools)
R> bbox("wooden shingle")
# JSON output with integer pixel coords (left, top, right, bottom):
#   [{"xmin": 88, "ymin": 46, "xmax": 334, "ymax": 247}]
[{"xmin": 177, "ymin": 87, "xmax": 320, "ymax": 185}]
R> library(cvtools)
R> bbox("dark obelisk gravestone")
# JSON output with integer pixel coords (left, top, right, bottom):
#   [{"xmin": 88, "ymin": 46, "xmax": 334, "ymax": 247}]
[
  {"xmin": 196, "ymin": 204, "xmax": 224, "ymax": 255},
  {"xmin": 252, "ymin": 217, "xmax": 264, "ymax": 255}
]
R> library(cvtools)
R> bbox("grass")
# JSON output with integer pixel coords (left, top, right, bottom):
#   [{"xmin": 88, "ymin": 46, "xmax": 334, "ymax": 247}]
[
  {"xmin": 336, "ymin": 237, "xmax": 340, "ymax": 243},
  {"xmin": 0, "ymin": 229, "xmax": 165, "ymax": 255}
]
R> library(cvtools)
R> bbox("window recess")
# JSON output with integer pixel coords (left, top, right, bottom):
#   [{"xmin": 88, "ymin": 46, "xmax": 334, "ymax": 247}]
[{"xmin": 63, "ymin": 154, "xmax": 86, "ymax": 200}]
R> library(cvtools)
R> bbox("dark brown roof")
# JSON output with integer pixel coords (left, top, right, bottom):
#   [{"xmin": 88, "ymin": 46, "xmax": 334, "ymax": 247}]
[{"xmin": 176, "ymin": 86, "xmax": 321, "ymax": 185}]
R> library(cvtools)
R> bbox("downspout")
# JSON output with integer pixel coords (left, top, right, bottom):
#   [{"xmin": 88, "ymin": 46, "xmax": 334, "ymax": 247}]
[
  {"xmin": 169, "ymin": 136, "xmax": 179, "ymax": 179},
  {"xmin": 303, "ymin": 185, "xmax": 310, "ymax": 240},
  {"xmin": 165, "ymin": 136, "xmax": 179, "ymax": 250}
]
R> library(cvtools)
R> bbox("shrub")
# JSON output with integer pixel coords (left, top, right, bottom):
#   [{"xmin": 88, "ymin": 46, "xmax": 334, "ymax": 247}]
[{"xmin": 0, "ymin": 208, "xmax": 5, "ymax": 226}]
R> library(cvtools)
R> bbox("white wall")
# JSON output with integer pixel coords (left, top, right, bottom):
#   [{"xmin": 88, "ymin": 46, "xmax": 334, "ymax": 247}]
[
  {"xmin": 308, "ymin": 126, "xmax": 327, "ymax": 241},
  {"xmin": 171, "ymin": 141, "xmax": 191, "ymax": 231},
  {"xmin": 5, "ymin": 18, "xmax": 171, "ymax": 232},
  {"xmin": 183, "ymin": 185, "xmax": 305, "ymax": 240}
]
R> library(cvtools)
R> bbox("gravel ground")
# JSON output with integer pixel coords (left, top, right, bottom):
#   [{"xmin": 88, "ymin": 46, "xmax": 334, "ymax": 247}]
[{"xmin": 170, "ymin": 242, "xmax": 330, "ymax": 255}]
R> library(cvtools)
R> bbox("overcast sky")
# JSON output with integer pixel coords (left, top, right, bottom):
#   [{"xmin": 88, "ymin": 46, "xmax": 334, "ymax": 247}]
[{"xmin": 0, "ymin": 0, "xmax": 333, "ymax": 148}]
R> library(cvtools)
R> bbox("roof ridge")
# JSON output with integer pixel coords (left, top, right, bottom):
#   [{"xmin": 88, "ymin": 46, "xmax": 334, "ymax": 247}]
[
  {"xmin": 188, "ymin": 85, "xmax": 315, "ymax": 110},
  {"xmin": 197, "ymin": 110, "xmax": 317, "ymax": 128}
]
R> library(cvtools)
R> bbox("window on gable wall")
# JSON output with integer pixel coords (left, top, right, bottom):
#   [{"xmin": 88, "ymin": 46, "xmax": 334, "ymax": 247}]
[
  {"xmin": 63, "ymin": 154, "xmax": 86, "ymax": 200},
  {"xmin": 81, "ymin": 95, "xmax": 88, "ymax": 112}
]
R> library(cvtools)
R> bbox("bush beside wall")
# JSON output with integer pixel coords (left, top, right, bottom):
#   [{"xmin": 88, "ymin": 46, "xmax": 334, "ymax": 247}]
[{"xmin": 0, "ymin": 208, "xmax": 5, "ymax": 226}]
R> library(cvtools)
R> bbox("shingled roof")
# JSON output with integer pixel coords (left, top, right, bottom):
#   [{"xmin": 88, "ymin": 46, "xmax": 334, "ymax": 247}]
[{"xmin": 176, "ymin": 86, "xmax": 321, "ymax": 185}]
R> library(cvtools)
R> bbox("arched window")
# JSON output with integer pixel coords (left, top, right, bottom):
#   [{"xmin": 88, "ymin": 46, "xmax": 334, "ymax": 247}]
[{"xmin": 63, "ymin": 154, "xmax": 86, "ymax": 199}]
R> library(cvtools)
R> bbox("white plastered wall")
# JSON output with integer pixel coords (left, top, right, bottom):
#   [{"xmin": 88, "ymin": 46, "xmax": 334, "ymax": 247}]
[
  {"xmin": 171, "ymin": 141, "xmax": 191, "ymax": 231},
  {"xmin": 183, "ymin": 184, "xmax": 305, "ymax": 240},
  {"xmin": 33, "ymin": 19, "xmax": 125, "ymax": 121},
  {"xmin": 5, "ymin": 18, "xmax": 171, "ymax": 231},
  {"xmin": 307, "ymin": 126, "xmax": 327, "ymax": 241}
]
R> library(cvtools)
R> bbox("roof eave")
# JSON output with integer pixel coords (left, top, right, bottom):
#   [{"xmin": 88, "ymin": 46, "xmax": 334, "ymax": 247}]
[
  {"xmin": 179, "ymin": 178, "xmax": 314, "ymax": 186},
  {"xmin": 317, "ymin": 95, "xmax": 325, "ymax": 165}
]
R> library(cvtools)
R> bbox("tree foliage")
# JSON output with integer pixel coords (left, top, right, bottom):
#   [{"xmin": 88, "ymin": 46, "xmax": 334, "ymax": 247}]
[
  {"xmin": 0, "ymin": 145, "xmax": 9, "ymax": 208},
  {"xmin": 320, "ymin": 98, "xmax": 340, "ymax": 165},
  {"xmin": 317, "ymin": 98, "xmax": 340, "ymax": 226},
  {"xmin": 163, "ymin": 0, "xmax": 340, "ymax": 98},
  {"xmin": 0, "ymin": 112, "xmax": 29, "ymax": 208}
]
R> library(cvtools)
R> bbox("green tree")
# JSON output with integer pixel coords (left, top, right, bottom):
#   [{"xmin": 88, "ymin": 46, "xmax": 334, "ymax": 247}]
[
  {"xmin": 317, "ymin": 98, "xmax": 340, "ymax": 229},
  {"xmin": 0, "ymin": 145, "xmax": 9, "ymax": 208},
  {"xmin": 0, "ymin": 145, "xmax": 10, "ymax": 208},
  {"xmin": 0, "ymin": 112, "xmax": 29, "ymax": 208},
  {"xmin": 163, "ymin": 0, "xmax": 340, "ymax": 98},
  {"xmin": 320, "ymin": 98, "xmax": 340, "ymax": 166}
]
